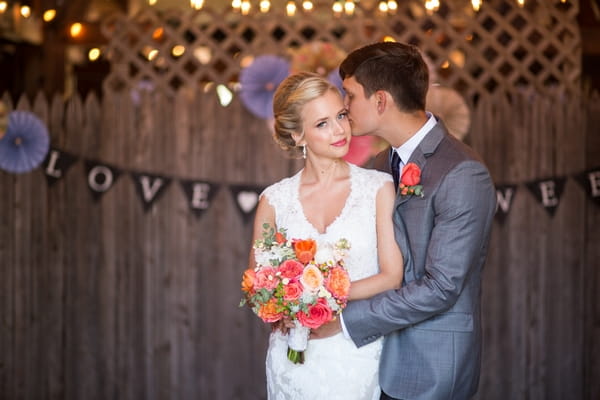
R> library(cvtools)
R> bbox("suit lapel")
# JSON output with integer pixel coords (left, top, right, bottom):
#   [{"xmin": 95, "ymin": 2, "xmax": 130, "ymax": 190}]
[{"xmin": 394, "ymin": 119, "xmax": 448, "ymax": 205}]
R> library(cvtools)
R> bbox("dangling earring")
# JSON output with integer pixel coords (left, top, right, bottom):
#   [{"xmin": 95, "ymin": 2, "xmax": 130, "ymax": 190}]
[{"xmin": 302, "ymin": 144, "xmax": 307, "ymax": 159}]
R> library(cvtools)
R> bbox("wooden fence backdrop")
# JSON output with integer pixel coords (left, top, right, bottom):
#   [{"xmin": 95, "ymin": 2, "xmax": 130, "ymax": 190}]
[
  {"xmin": 2, "ymin": 1, "xmax": 600, "ymax": 399},
  {"xmin": 0, "ymin": 87, "xmax": 599, "ymax": 400}
]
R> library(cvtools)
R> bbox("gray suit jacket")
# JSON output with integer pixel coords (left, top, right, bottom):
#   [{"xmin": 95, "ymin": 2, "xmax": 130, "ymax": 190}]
[{"xmin": 344, "ymin": 120, "xmax": 496, "ymax": 400}]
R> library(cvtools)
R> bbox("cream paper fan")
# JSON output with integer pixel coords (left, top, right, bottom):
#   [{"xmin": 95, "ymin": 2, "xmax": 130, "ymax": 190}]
[{"xmin": 426, "ymin": 85, "xmax": 471, "ymax": 141}]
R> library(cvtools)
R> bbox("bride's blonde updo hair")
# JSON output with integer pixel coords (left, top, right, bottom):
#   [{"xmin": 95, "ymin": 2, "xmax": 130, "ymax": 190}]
[{"xmin": 272, "ymin": 72, "xmax": 341, "ymax": 158}]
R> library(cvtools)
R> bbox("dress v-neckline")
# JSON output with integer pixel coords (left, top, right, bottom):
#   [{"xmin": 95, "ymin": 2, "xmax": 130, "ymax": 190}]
[{"xmin": 295, "ymin": 164, "xmax": 354, "ymax": 236}]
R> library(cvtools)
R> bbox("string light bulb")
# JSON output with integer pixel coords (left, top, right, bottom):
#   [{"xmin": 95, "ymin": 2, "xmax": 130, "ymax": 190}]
[
  {"xmin": 387, "ymin": 0, "xmax": 397, "ymax": 13},
  {"xmin": 240, "ymin": 0, "xmax": 251, "ymax": 15},
  {"xmin": 344, "ymin": 0, "xmax": 355, "ymax": 15},
  {"xmin": 332, "ymin": 1, "xmax": 343, "ymax": 15},
  {"xmin": 302, "ymin": 0, "xmax": 313, "ymax": 12},
  {"xmin": 231, "ymin": 0, "xmax": 242, "ymax": 11},
  {"xmin": 70, "ymin": 22, "xmax": 83, "ymax": 38},
  {"xmin": 43, "ymin": 9, "xmax": 57, "ymax": 22},
  {"xmin": 424, "ymin": 0, "xmax": 440, "ymax": 13},
  {"xmin": 190, "ymin": 0, "xmax": 204, "ymax": 10},
  {"xmin": 516, "ymin": 0, "xmax": 525, "ymax": 6},
  {"xmin": 378, "ymin": 1, "xmax": 388, "ymax": 12},
  {"xmin": 286, "ymin": 1, "xmax": 297, "ymax": 16},
  {"xmin": 471, "ymin": 0, "xmax": 482, "ymax": 11},
  {"xmin": 20, "ymin": 5, "xmax": 31, "ymax": 18},
  {"xmin": 259, "ymin": 0, "xmax": 271, "ymax": 13},
  {"xmin": 0, "ymin": 2, "xmax": 8, "ymax": 13}
]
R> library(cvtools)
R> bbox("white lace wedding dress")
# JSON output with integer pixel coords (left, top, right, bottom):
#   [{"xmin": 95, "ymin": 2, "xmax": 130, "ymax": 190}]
[{"xmin": 261, "ymin": 162, "xmax": 392, "ymax": 400}]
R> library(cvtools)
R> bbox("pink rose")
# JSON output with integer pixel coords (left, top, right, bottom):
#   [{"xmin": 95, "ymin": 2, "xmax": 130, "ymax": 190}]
[
  {"xmin": 401, "ymin": 162, "xmax": 421, "ymax": 186},
  {"xmin": 278, "ymin": 259, "xmax": 304, "ymax": 279},
  {"xmin": 296, "ymin": 298, "xmax": 333, "ymax": 329},
  {"xmin": 254, "ymin": 266, "xmax": 279, "ymax": 290},
  {"xmin": 283, "ymin": 280, "xmax": 303, "ymax": 301}
]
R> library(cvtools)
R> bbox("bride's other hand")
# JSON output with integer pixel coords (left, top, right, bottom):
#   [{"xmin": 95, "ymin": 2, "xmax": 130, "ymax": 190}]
[
  {"xmin": 271, "ymin": 317, "xmax": 295, "ymax": 334},
  {"xmin": 310, "ymin": 318, "xmax": 341, "ymax": 340}
]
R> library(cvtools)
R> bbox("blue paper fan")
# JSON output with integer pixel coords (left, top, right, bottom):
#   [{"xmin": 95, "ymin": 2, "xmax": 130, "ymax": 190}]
[
  {"xmin": 0, "ymin": 111, "xmax": 50, "ymax": 174},
  {"xmin": 239, "ymin": 55, "xmax": 290, "ymax": 120}
]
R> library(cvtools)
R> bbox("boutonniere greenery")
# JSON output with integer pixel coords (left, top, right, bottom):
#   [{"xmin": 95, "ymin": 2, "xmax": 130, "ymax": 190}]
[{"xmin": 399, "ymin": 162, "xmax": 424, "ymax": 197}]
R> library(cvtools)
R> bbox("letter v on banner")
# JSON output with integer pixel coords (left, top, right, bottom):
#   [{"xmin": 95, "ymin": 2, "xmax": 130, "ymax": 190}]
[
  {"xmin": 494, "ymin": 184, "xmax": 518, "ymax": 224},
  {"xmin": 525, "ymin": 177, "xmax": 567, "ymax": 217},
  {"xmin": 131, "ymin": 172, "xmax": 172, "ymax": 212}
]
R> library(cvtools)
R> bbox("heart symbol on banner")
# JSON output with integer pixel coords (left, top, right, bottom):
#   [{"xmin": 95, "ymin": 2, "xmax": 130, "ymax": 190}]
[{"xmin": 237, "ymin": 191, "xmax": 258, "ymax": 213}]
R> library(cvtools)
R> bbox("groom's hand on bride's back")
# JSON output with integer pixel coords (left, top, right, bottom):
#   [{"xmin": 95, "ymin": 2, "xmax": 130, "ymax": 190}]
[{"xmin": 310, "ymin": 318, "xmax": 342, "ymax": 340}]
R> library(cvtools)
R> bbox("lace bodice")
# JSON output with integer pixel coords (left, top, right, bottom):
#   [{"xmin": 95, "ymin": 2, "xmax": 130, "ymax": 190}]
[
  {"xmin": 262, "ymin": 163, "xmax": 392, "ymax": 282},
  {"xmin": 261, "ymin": 163, "xmax": 392, "ymax": 400}
]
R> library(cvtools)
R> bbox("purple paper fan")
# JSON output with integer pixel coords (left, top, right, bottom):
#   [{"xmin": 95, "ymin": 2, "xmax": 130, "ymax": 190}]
[
  {"xmin": 328, "ymin": 67, "xmax": 345, "ymax": 96},
  {"xmin": 239, "ymin": 55, "xmax": 290, "ymax": 120},
  {"xmin": 0, "ymin": 111, "xmax": 50, "ymax": 174}
]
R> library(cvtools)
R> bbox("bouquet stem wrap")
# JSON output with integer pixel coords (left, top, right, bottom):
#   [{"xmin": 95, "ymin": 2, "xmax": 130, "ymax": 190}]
[{"xmin": 287, "ymin": 320, "xmax": 310, "ymax": 364}]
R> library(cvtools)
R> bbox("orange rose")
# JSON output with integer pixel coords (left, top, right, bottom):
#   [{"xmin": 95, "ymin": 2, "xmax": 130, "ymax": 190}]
[
  {"xmin": 275, "ymin": 232, "xmax": 286, "ymax": 244},
  {"xmin": 325, "ymin": 266, "xmax": 350, "ymax": 299},
  {"xmin": 296, "ymin": 298, "xmax": 333, "ymax": 329},
  {"xmin": 241, "ymin": 268, "xmax": 256, "ymax": 294},
  {"xmin": 401, "ymin": 162, "xmax": 421, "ymax": 186},
  {"xmin": 293, "ymin": 239, "xmax": 317, "ymax": 264},
  {"xmin": 300, "ymin": 264, "xmax": 323, "ymax": 292},
  {"xmin": 257, "ymin": 298, "xmax": 283, "ymax": 323}
]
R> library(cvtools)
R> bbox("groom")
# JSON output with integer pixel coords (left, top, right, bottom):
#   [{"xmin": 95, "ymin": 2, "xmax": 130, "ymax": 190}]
[{"xmin": 312, "ymin": 42, "xmax": 497, "ymax": 400}]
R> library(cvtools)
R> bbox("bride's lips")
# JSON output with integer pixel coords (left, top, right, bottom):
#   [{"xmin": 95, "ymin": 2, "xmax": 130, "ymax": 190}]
[{"xmin": 331, "ymin": 139, "xmax": 348, "ymax": 147}]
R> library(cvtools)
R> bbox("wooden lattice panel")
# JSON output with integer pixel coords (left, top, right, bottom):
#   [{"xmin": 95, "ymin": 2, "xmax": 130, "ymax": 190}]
[{"xmin": 101, "ymin": 0, "xmax": 581, "ymax": 101}]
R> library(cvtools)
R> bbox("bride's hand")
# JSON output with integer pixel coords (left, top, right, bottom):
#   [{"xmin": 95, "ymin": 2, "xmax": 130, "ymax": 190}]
[
  {"xmin": 310, "ymin": 318, "xmax": 341, "ymax": 340},
  {"xmin": 271, "ymin": 317, "xmax": 295, "ymax": 334}
]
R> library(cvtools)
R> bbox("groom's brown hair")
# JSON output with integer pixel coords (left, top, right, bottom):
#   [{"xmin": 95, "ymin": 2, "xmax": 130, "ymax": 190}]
[{"xmin": 339, "ymin": 41, "xmax": 429, "ymax": 113}]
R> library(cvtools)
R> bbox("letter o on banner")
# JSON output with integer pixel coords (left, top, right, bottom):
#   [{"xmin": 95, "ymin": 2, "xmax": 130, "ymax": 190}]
[{"xmin": 88, "ymin": 165, "xmax": 113, "ymax": 192}]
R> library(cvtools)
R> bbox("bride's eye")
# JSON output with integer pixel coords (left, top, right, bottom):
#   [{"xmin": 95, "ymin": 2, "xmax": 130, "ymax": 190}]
[
  {"xmin": 337, "ymin": 111, "xmax": 348, "ymax": 120},
  {"xmin": 316, "ymin": 120, "xmax": 327, "ymax": 128}
]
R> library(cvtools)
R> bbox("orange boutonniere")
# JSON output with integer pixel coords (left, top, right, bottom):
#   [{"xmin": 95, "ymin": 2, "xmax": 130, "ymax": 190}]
[{"xmin": 399, "ymin": 162, "xmax": 424, "ymax": 197}]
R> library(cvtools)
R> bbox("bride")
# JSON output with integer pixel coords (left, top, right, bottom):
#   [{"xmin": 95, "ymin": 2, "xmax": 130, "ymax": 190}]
[{"xmin": 248, "ymin": 72, "xmax": 404, "ymax": 400}]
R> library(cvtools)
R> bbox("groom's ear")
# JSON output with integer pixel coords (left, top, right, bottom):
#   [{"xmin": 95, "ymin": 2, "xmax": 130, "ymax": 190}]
[{"xmin": 375, "ymin": 90, "xmax": 387, "ymax": 113}]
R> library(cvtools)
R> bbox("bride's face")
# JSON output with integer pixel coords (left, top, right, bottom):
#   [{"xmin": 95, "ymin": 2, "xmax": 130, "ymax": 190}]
[{"xmin": 298, "ymin": 90, "xmax": 351, "ymax": 160}]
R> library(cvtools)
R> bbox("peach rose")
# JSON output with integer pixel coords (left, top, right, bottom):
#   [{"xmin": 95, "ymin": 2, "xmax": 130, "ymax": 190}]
[
  {"xmin": 401, "ymin": 162, "xmax": 421, "ymax": 186},
  {"xmin": 325, "ymin": 267, "xmax": 350, "ymax": 299},
  {"xmin": 241, "ymin": 268, "xmax": 256, "ymax": 294},
  {"xmin": 278, "ymin": 259, "xmax": 304, "ymax": 279},
  {"xmin": 293, "ymin": 239, "xmax": 317, "ymax": 264},
  {"xmin": 300, "ymin": 264, "xmax": 323, "ymax": 292},
  {"xmin": 257, "ymin": 298, "xmax": 283, "ymax": 323},
  {"xmin": 297, "ymin": 298, "xmax": 333, "ymax": 329}
]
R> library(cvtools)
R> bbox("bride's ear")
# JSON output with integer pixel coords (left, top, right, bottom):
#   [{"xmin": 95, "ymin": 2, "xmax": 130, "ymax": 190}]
[{"xmin": 292, "ymin": 131, "xmax": 305, "ymax": 146}]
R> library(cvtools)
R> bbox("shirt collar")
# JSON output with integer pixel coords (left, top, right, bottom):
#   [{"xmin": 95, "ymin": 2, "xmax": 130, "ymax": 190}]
[{"xmin": 392, "ymin": 112, "xmax": 436, "ymax": 164}]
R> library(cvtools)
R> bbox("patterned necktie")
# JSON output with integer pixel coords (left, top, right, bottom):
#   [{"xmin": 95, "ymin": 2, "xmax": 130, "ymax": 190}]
[{"xmin": 391, "ymin": 150, "xmax": 401, "ymax": 190}]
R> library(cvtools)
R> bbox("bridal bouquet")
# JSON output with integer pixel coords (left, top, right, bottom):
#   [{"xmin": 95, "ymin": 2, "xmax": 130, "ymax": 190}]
[{"xmin": 240, "ymin": 223, "xmax": 351, "ymax": 364}]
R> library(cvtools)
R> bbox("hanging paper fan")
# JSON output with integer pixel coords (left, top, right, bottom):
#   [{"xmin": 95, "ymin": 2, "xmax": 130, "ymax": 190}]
[
  {"xmin": 327, "ymin": 67, "xmax": 345, "ymax": 95},
  {"xmin": 0, "ymin": 110, "xmax": 50, "ymax": 174},
  {"xmin": 239, "ymin": 55, "xmax": 290, "ymax": 120},
  {"xmin": 426, "ymin": 85, "xmax": 471, "ymax": 141},
  {"xmin": 289, "ymin": 41, "xmax": 346, "ymax": 77}
]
